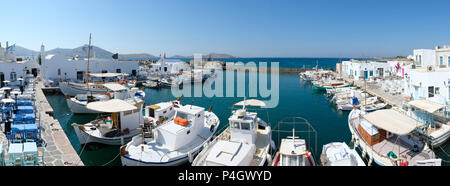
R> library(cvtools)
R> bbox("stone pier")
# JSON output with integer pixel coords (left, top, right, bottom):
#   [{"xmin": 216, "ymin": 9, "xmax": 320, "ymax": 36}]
[{"xmin": 35, "ymin": 80, "xmax": 84, "ymax": 166}]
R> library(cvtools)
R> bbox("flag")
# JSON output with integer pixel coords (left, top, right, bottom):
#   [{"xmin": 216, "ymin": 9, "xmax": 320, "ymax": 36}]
[
  {"xmin": 164, "ymin": 53, "xmax": 166, "ymax": 60},
  {"xmin": 395, "ymin": 62, "xmax": 401, "ymax": 73}
]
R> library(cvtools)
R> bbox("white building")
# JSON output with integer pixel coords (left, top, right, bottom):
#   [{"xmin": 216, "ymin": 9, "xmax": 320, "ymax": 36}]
[
  {"xmin": 341, "ymin": 60, "xmax": 392, "ymax": 81},
  {"xmin": 150, "ymin": 58, "xmax": 191, "ymax": 75},
  {"xmin": 0, "ymin": 42, "xmax": 40, "ymax": 87},
  {"xmin": 42, "ymin": 50, "xmax": 140, "ymax": 83},
  {"xmin": 404, "ymin": 46, "xmax": 450, "ymax": 105}
]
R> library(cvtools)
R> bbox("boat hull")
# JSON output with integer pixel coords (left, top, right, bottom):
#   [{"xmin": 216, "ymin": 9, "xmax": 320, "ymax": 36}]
[
  {"xmin": 60, "ymin": 82, "xmax": 108, "ymax": 97},
  {"xmin": 72, "ymin": 124, "xmax": 137, "ymax": 146},
  {"xmin": 66, "ymin": 98, "xmax": 102, "ymax": 114}
]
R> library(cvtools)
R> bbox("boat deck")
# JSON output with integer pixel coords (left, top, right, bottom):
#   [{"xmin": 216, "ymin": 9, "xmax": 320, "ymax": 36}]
[
  {"xmin": 371, "ymin": 136, "xmax": 435, "ymax": 166},
  {"xmin": 249, "ymin": 128, "xmax": 270, "ymax": 166}
]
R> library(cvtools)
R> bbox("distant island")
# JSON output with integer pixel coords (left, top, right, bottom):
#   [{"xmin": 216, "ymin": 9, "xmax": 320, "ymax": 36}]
[{"xmin": 170, "ymin": 53, "xmax": 236, "ymax": 59}]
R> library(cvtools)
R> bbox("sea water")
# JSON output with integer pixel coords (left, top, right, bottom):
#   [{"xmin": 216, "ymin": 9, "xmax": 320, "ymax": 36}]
[{"xmin": 45, "ymin": 58, "xmax": 450, "ymax": 166}]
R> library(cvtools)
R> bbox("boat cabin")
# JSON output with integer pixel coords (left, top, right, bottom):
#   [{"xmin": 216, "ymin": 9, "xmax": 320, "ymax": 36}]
[
  {"xmin": 276, "ymin": 138, "xmax": 314, "ymax": 166},
  {"xmin": 144, "ymin": 101, "xmax": 180, "ymax": 122},
  {"xmin": 229, "ymin": 109, "xmax": 258, "ymax": 144},
  {"xmin": 102, "ymin": 83, "xmax": 129, "ymax": 100},
  {"xmin": 86, "ymin": 99, "xmax": 144, "ymax": 135},
  {"xmin": 155, "ymin": 105, "xmax": 205, "ymax": 151}
]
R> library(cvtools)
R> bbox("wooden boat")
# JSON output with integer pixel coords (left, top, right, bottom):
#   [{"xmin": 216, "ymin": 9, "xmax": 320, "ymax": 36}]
[{"xmin": 348, "ymin": 109, "xmax": 442, "ymax": 166}]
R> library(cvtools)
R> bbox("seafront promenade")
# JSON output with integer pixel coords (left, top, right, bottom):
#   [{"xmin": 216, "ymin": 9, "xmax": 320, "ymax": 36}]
[
  {"xmin": 35, "ymin": 80, "xmax": 83, "ymax": 166},
  {"xmin": 0, "ymin": 79, "xmax": 83, "ymax": 166},
  {"xmin": 336, "ymin": 72, "xmax": 406, "ymax": 107}
]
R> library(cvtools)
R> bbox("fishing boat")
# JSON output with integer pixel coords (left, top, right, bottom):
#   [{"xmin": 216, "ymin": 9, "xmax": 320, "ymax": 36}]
[
  {"xmin": 59, "ymin": 73, "xmax": 127, "ymax": 96},
  {"xmin": 348, "ymin": 108, "xmax": 442, "ymax": 166},
  {"xmin": 192, "ymin": 99, "xmax": 275, "ymax": 166},
  {"xmin": 58, "ymin": 34, "xmax": 128, "ymax": 96},
  {"xmin": 159, "ymin": 77, "xmax": 182, "ymax": 88},
  {"xmin": 312, "ymin": 81, "xmax": 352, "ymax": 90},
  {"xmin": 65, "ymin": 83, "xmax": 145, "ymax": 114},
  {"xmin": 320, "ymin": 142, "xmax": 365, "ymax": 166},
  {"xmin": 360, "ymin": 103, "xmax": 387, "ymax": 112},
  {"xmin": 271, "ymin": 129, "xmax": 316, "ymax": 166},
  {"xmin": 142, "ymin": 80, "xmax": 159, "ymax": 88},
  {"xmin": 71, "ymin": 99, "xmax": 145, "ymax": 145},
  {"xmin": 337, "ymin": 97, "xmax": 378, "ymax": 111},
  {"xmin": 120, "ymin": 104, "xmax": 219, "ymax": 166}
]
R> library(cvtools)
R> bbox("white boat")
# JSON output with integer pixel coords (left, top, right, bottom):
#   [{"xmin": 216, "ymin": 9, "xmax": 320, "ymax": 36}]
[
  {"xmin": 72, "ymin": 99, "xmax": 145, "ymax": 145},
  {"xmin": 348, "ymin": 108, "xmax": 442, "ymax": 166},
  {"xmin": 360, "ymin": 103, "xmax": 387, "ymax": 112},
  {"xmin": 320, "ymin": 142, "xmax": 366, "ymax": 166},
  {"xmin": 143, "ymin": 80, "xmax": 159, "ymax": 88},
  {"xmin": 192, "ymin": 99, "xmax": 275, "ymax": 166},
  {"xmin": 66, "ymin": 83, "xmax": 145, "ymax": 114},
  {"xmin": 337, "ymin": 97, "xmax": 378, "ymax": 111},
  {"xmin": 120, "ymin": 104, "xmax": 219, "ymax": 166},
  {"xmin": 271, "ymin": 129, "xmax": 316, "ymax": 166}
]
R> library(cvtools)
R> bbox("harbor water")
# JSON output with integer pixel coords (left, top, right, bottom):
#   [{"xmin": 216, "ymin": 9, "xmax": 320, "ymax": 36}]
[{"xmin": 45, "ymin": 58, "xmax": 450, "ymax": 166}]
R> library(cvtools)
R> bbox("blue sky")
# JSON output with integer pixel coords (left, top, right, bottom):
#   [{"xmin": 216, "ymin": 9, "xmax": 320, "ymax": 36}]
[{"xmin": 2, "ymin": 0, "xmax": 450, "ymax": 57}]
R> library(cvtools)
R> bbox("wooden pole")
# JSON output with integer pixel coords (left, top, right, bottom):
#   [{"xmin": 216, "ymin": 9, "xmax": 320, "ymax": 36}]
[{"xmin": 86, "ymin": 33, "xmax": 92, "ymax": 89}]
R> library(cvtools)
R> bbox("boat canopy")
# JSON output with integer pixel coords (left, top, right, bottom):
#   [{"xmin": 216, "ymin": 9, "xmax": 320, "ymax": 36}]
[
  {"xmin": 86, "ymin": 99, "xmax": 137, "ymax": 113},
  {"xmin": 408, "ymin": 99, "xmax": 446, "ymax": 113},
  {"xmin": 88, "ymin": 73, "xmax": 127, "ymax": 78},
  {"xmin": 234, "ymin": 99, "xmax": 266, "ymax": 107},
  {"xmin": 103, "ymin": 83, "xmax": 127, "ymax": 91},
  {"xmin": 362, "ymin": 109, "xmax": 421, "ymax": 136}
]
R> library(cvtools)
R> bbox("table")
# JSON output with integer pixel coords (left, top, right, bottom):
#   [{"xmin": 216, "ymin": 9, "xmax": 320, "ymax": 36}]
[
  {"xmin": 23, "ymin": 142, "xmax": 38, "ymax": 155},
  {"xmin": 8, "ymin": 143, "xmax": 23, "ymax": 156}
]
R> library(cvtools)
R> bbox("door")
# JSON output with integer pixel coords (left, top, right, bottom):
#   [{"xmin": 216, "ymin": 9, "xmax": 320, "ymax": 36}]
[
  {"xmin": 364, "ymin": 71, "xmax": 368, "ymax": 80},
  {"xmin": 0, "ymin": 73, "xmax": 4, "ymax": 87},
  {"xmin": 32, "ymin": 68, "xmax": 38, "ymax": 77}
]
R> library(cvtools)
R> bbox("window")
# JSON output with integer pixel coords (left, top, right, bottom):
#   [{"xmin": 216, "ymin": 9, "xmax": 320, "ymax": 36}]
[
  {"xmin": 116, "ymin": 69, "xmax": 121, "ymax": 73},
  {"xmin": 428, "ymin": 86, "xmax": 434, "ymax": 98},
  {"xmin": 440, "ymin": 56, "xmax": 443, "ymax": 65},
  {"xmin": 10, "ymin": 72, "xmax": 16, "ymax": 81},
  {"xmin": 102, "ymin": 70, "xmax": 107, "ymax": 73},
  {"xmin": 370, "ymin": 71, "xmax": 373, "ymax": 76},
  {"xmin": 77, "ymin": 71, "xmax": 84, "ymax": 81},
  {"xmin": 435, "ymin": 87, "xmax": 440, "ymax": 95},
  {"xmin": 241, "ymin": 122, "xmax": 250, "ymax": 130},
  {"xmin": 448, "ymin": 56, "xmax": 450, "ymax": 67},
  {"xmin": 231, "ymin": 121, "xmax": 240, "ymax": 129},
  {"xmin": 57, "ymin": 69, "xmax": 61, "ymax": 76}
]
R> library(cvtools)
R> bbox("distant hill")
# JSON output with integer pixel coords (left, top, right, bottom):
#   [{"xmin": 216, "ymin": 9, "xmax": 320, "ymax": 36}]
[
  {"xmin": 119, "ymin": 53, "xmax": 156, "ymax": 59},
  {"xmin": 170, "ymin": 53, "xmax": 236, "ymax": 59},
  {"xmin": 13, "ymin": 45, "xmax": 233, "ymax": 60},
  {"xmin": 14, "ymin": 45, "xmax": 40, "ymax": 57},
  {"xmin": 43, "ymin": 45, "xmax": 156, "ymax": 60}
]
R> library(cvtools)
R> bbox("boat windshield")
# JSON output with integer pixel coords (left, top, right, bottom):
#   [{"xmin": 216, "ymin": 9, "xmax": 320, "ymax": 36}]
[{"xmin": 176, "ymin": 112, "xmax": 194, "ymax": 121}]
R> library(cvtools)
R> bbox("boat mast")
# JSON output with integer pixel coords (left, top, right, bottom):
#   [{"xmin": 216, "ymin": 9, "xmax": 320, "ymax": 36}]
[{"xmin": 85, "ymin": 33, "xmax": 92, "ymax": 89}]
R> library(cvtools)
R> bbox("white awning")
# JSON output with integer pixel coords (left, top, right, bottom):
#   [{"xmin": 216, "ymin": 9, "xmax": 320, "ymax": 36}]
[
  {"xmin": 103, "ymin": 83, "xmax": 127, "ymax": 91},
  {"xmin": 1, "ymin": 98, "xmax": 15, "ymax": 103},
  {"xmin": 86, "ymin": 99, "xmax": 137, "ymax": 113},
  {"xmin": 362, "ymin": 109, "xmax": 421, "ymax": 135},
  {"xmin": 408, "ymin": 99, "xmax": 446, "ymax": 113},
  {"xmin": 88, "ymin": 73, "xmax": 127, "ymax": 78},
  {"xmin": 234, "ymin": 99, "xmax": 266, "ymax": 107}
]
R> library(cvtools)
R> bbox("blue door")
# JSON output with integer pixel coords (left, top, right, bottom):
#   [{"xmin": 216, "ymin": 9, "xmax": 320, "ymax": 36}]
[{"xmin": 364, "ymin": 71, "xmax": 368, "ymax": 79}]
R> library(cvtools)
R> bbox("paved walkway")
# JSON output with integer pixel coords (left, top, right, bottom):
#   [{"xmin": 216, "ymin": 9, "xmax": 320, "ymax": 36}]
[
  {"xmin": 35, "ymin": 81, "xmax": 83, "ymax": 166},
  {"xmin": 337, "ymin": 73, "xmax": 406, "ymax": 107}
]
